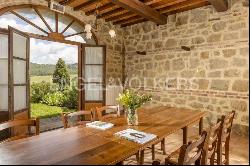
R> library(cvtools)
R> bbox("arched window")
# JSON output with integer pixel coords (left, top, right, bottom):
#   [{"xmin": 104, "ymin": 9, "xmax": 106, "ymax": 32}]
[{"xmin": 0, "ymin": 5, "xmax": 97, "ymax": 44}]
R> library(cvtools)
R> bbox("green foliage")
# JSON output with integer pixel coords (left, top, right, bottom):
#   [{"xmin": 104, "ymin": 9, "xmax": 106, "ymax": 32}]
[
  {"xmin": 117, "ymin": 89, "xmax": 152, "ymax": 111},
  {"xmin": 31, "ymin": 82, "xmax": 51, "ymax": 103},
  {"xmin": 31, "ymin": 103, "xmax": 75, "ymax": 119},
  {"xmin": 41, "ymin": 91, "xmax": 65, "ymax": 107},
  {"xmin": 53, "ymin": 58, "xmax": 71, "ymax": 91},
  {"xmin": 62, "ymin": 86, "xmax": 78, "ymax": 109}
]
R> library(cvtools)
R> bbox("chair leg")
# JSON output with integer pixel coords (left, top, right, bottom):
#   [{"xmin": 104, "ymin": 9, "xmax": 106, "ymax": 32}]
[
  {"xmin": 140, "ymin": 150, "xmax": 145, "ymax": 165},
  {"xmin": 136, "ymin": 152, "xmax": 140, "ymax": 165},
  {"xmin": 225, "ymin": 140, "xmax": 230, "ymax": 165},
  {"xmin": 161, "ymin": 138, "xmax": 166, "ymax": 155},
  {"xmin": 152, "ymin": 144, "xmax": 155, "ymax": 160}
]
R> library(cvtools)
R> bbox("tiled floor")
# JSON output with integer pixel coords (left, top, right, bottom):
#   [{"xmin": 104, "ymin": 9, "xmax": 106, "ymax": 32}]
[{"xmin": 124, "ymin": 128, "xmax": 249, "ymax": 165}]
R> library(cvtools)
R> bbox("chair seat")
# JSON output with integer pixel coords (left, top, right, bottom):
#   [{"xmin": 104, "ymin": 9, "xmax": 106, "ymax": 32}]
[{"xmin": 165, "ymin": 148, "xmax": 180, "ymax": 165}]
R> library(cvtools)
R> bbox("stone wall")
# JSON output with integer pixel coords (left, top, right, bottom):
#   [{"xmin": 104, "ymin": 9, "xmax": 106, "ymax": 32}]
[
  {"xmin": 0, "ymin": 0, "xmax": 124, "ymax": 83},
  {"xmin": 123, "ymin": 0, "xmax": 249, "ymax": 135}
]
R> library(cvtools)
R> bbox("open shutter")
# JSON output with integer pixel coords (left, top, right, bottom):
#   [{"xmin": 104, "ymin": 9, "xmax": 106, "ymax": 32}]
[
  {"xmin": 81, "ymin": 45, "xmax": 106, "ymax": 112},
  {"xmin": 8, "ymin": 27, "xmax": 30, "ymax": 135}
]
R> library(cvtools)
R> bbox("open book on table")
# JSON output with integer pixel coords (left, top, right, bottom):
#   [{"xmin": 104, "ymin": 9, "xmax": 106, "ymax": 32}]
[
  {"xmin": 114, "ymin": 129, "xmax": 157, "ymax": 144},
  {"xmin": 86, "ymin": 121, "xmax": 114, "ymax": 130}
]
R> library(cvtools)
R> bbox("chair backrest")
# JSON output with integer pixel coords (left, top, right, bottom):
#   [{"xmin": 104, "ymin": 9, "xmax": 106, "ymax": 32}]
[
  {"xmin": 220, "ymin": 111, "xmax": 235, "ymax": 142},
  {"xmin": 216, "ymin": 111, "xmax": 235, "ymax": 165},
  {"xmin": 96, "ymin": 105, "xmax": 120, "ymax": 121},
  {"xmin": 178, "ymin": 131, "xmax": 207, "ymax": 165},
  {"xmin": 201, "ymin": 120, "xmax": 222, "ymax": 165},
  {"xmin": 0, "ymin": 118, "xmax": 39, "ymax": 143},
  {"xmin": 61, "ymin": 110, "xmax": 94, "ymax": 128}
]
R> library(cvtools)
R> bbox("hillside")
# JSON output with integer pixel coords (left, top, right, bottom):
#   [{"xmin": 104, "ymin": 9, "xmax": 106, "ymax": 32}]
[{"xmin": 30, "ymin": 63, "xmax": 78, "ymax": 76}]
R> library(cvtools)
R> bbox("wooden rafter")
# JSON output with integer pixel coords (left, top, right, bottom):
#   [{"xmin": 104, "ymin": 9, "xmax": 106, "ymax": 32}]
[
  {"xmin": 99, "ymin": 7, "xmax": 125, "ymax": 18},
  {"xmin": 106, "ymin": 12, "xmax": 136, "ymax": 22},
  {"xmin": 10, "ymin": 10, "xmax": 49, "ymax": 34},
  {"xmin": 55, "ymin": 12, "xmax": 59, "ymax": 33},
  {"xmin": 85, "ymin": 3, "xmax": 115, "ymax": 16},
  {"xmin": 113, "ymin": 15, "xmax": 141, "ymax": 25},
  {"xmin": 121, "ymin": 18, "xmax": 147, "ymax": 27},
  {"xmin": 33, "ymin": 7, "xmax": 53, "ymax": 33},
  {"xmin": 60, "ymin": 0, "xmax": 77, "ymax": 5},
  {"xmin": 208, "ymin": 0, "xmax": 228, "ymax": 12},
  {"xmin": 74, "ymin": 0, "xmax": 99, "ymax": 11},
  {"xmin": 111, "ymin": 0, "xmax": 167, "ymax": 25},
  {"xmin": 160, "ymin": 0, "xmax": 207, "ymax": 14},
  {"xmin": 61, "ymin": 20, "xmax": 75, "ymax": 34},
  {"xmin": 65, "ymin": 31, "xmax": 86, "ymax": 38}
]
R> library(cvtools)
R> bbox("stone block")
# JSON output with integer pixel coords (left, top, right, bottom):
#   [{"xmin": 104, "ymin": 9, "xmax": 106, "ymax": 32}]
[{"xmin": 211, "ymin": 80, "xmax": 229, "ymax": 91}]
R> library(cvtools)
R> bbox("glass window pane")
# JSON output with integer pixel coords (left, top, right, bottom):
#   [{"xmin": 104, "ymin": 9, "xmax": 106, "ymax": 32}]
[
  {"xmin": 14, "ymin": 8, "xmax": 50, "ymax": 33},
  {"xmin": 13, "ymin": 59, "xmax": 26, "ymax": 84},
  {"xmin": 85, "ymin": 84, "xmax": 103, "ymax": 101},
  {"xmin": 66, "ymin": 35, "xmax": 86, "ymax": 43},
  {"xmin": 63, "ymin": 22, "xmax": 83, "ymax": 36},
  {"xmin": 0, "ymin": 59, "xmax": 8, "ymax": 84},
  {"xmin": 0, "ymin": 86, "xmax": 8, "ymax": 110},
  {"xmin": 14, "ymin": 86, "xmax": 26, "ymax": 111},
  {"xmin": 13, "ymin": 32, "xmax": 27, "ymax": 59},
  {"xmin": 0, "ymin": 34, "xmax": 8, "ymax": 58},
  {"xmin": 58, "ymin": 13, "xmax": 73, "ymax": 33},
  {"xmin": 85, "ymin": 47, "xmax": 103, "ymax": 64},
  {"xmin": 85, "ymin": 65, "xmax": 103, "ymax": 82},
  {"xmin": 39, "ymin": 8, "xmax": 56, "ymax": 32},
  {"xmin": 0, "ymin": 12, "xmax": 47, "ymax": 36}
]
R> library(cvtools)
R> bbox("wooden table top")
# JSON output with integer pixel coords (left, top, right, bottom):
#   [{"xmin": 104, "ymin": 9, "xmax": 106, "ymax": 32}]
[{"xmin": 0, "ymin": 106, "xmax": 206, "ymax": 165}]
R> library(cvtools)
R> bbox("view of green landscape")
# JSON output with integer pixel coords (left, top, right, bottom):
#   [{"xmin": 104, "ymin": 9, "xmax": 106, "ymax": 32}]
[{"xmin": 30, "ymin": 39, "xmax": 78, "ymax": 119}]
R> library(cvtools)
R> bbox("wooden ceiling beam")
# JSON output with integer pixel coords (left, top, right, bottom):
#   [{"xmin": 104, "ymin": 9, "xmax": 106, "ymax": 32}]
[
  {"xmin": 98, "ymin": 7, "xmax": 126, "ymax": 18},
  {"xmin": 121, "ymin": 18, "xmax": 147, "ymax": 27},
  {"xmin": 207, "ymin": 0, "xmax": 228, "ymax": 12},
  {"xmin": 74, "ymin": 0, "xmax": 99, "ymax": 11},
  {"xmin": 113, "ymin": 15, "xmax": 141, "ymax": 25},
  {"xmin": 150, "ymin": 0, "xmax": 188, "ymax": 10},
  {"xmin": 85, "ymin": 3, "xmax": 116, "ymax": 15},
  {"xmin": 164, "ymin": 1, "xmax": 210, "ymax": 15},
  {"xmin": 105, "ymin": 11, "xmax": 136, "ymax": 22},
  {"xmin": 59, "ymin": 0, "xmax": 76, "ymax": 5},
  {"xmin": 111, "ymin": 0, "xmax": 167, "ymax": 25},
  {"xmin": 160, "ymin": 0, "xmax": 207, "ymax": 13}
]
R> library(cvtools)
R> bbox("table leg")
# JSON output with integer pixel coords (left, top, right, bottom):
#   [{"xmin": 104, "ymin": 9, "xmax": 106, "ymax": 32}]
[
  {"xmin": 182, "ymin": 126, "xmax": 188, "ymax": 145},
  {"xmin": 199, "ymin": 117, "xmax": 203, "ymax": 135}
]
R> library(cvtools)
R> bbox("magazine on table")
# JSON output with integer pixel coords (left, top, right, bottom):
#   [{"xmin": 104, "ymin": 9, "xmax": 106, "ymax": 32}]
[
  {"xmin": 114, "ymin": 129, "xmax": 157, "ymax": 144},
  {"xmin": 86, "ymin": 121, "xmax": 114, "ymax": 130}
]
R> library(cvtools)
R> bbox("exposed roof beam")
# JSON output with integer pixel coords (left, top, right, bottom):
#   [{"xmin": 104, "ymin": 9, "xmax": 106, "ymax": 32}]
[
  {"xmin": 74, "ymin": 0, "xmax": 99, "ymax": 11},
  {"xmin": 208, "ymin": 0, "xmax": 228, "ymax": 12},
  {"xmin": 59, "ymin": 0, "xmax": 76, "ymax": 5},
  {"xmin": 121, "ymin": 18, "xmax": 147, "ymax": 27},
  {"xmin": 99, "ymin": 7, "xmax": 125, "ymax": 18},
  {"xmin": 105, "ymin": 11, "xmax": 135, "ymax": 22},
  {"xmin": 111, "ymin": 0, "xmax": 167, "ymax": 25},
  {"xmin": 113, "ymin": 15, "xmax": 141, "ymax": 25},
  {"xmin": 85, "ymin": 3, "xmax": 116, "ymax": 15}
]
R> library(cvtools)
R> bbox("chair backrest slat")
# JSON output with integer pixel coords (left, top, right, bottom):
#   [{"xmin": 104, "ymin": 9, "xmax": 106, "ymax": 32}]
[
  {"xmin": 61, "ymin": 110, "xmax": 94, "ymax": 128},
  {"xmin": 96, "ymin": 105, "xmax": 120, "ymax": 121},
  {"xmin": 178, "ymin": 131, "xmax": 207, "ymax": 165},
  {"xmin": 0, "ymin": 118, "xmax": 39, "ymax": 143}
]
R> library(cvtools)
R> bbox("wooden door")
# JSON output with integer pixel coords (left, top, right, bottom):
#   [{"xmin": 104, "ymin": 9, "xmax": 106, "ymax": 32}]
[
  {"xmin": 81, "ymin": 45, "xmax": 106, "ymax": 115},
  {"xmin": 8, "ymin": 27, "xmax": 30, "ymax": 135},
  {"xmin": 0, "ymin": 29, "xmax": 10, "ymax": 140}
]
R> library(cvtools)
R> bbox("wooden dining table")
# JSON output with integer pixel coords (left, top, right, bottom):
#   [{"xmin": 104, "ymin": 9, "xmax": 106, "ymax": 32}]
[{"xmin": 0, "ymin": 106, "xmax": 206, "ymax": 165}]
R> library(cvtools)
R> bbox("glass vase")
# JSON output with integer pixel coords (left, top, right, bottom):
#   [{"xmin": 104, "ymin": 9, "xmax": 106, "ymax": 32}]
[{"xmin": 126, "ymin": 109, "xmax": 139, "ymax": 126}]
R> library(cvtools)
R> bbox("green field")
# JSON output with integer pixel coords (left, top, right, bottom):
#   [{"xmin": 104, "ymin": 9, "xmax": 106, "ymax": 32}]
[
  {"xmin": 31, "ymin": 75, "xmax": 78, "ymax": 84},
  {"xmin": 31, "ymin": 103, "xmax": 75, "ymax": 119}
]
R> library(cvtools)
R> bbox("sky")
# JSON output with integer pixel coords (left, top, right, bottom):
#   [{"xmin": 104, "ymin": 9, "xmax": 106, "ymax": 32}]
[{"xmin": 0, "ymin": 9, "xmax": 82, "ymax": 65}]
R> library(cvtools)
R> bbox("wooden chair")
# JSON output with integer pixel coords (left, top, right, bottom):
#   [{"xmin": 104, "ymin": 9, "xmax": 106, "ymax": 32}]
[
  {"xmin": 216, "ymin": 111, "xmax": 235, "ymax": 165},
  {"xmin": 0, "ymin": 118, "xmax": 40, "ymax": 143},
  {"xmin": 96, "ymin": 105, "xmax": 120, "ymax": 121},
  {"xmin": 153, "ymin": 131, "xmax": 207, "ymax": 165},
  {"xmin": 61, "ymin": 110, "xmax": 94, "ymax": 129},
  {"xmin": 201, "ymin": 120, "xmax": 222, "ymax": 165}
]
